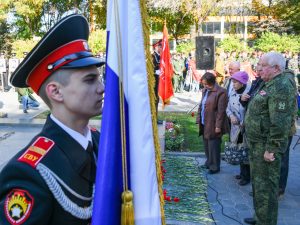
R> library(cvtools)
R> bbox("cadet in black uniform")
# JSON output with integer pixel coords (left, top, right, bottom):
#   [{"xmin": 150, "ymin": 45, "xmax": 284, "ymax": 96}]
[
  {"xmin": 0, "ymin": 14, "xmax": 105, "ymax": 225},
  {"xmin": 152, "ymin": 40, "xmax": 162, "ymax": 119}
]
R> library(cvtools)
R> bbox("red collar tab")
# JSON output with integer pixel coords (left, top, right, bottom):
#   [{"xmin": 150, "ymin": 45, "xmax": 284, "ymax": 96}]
[{"xmin": 27, "ymin": 39, "xmax": 91, "ymax": 93}]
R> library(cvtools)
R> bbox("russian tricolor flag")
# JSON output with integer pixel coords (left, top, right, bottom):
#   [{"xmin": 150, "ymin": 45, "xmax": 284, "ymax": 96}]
[{"xmin": 92, "ymin": 0, "xmax": 162, "ymax": 224}]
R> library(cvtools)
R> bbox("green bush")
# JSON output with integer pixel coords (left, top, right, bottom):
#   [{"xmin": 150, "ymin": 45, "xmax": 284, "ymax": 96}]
[
  {"xmin": 88, "ymin": 29, "xmax": 106, "ymax": 54},
  {"xmin": 254, "ymin": 32, "xmax": 300, "ymax": 53},
  {"xmin": 176, "ymin": 40, "xmax": 195, "ymax": 54},
  {"xmin": 217, "ymin": 36, "xmax": 249, "ymax": 53}
]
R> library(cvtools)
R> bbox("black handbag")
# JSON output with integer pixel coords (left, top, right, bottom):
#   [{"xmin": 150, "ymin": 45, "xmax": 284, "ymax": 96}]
[{"xmin": 224, "ymin": 127, "xmax": 249, "ymax": 165}]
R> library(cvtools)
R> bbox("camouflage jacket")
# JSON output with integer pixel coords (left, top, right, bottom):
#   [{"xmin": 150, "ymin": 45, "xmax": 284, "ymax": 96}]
[{"xmin": 245, "ymin": 72, "xmax": 296, "ymax": 154}]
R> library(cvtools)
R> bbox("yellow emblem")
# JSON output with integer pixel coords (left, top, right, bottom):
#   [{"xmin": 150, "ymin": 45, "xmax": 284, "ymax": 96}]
[{"xmin": 5, "ymin": 189, "xmax": 34, "ymax": 224}]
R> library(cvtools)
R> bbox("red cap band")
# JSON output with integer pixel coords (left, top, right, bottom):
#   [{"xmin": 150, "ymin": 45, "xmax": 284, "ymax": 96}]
[{"xmin": 27, "ymin": 39, "xmax": 89, "ymax": 93}]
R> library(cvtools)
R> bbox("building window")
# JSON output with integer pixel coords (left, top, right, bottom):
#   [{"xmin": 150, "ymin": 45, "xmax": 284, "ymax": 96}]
[
  {"xmin": 224, "ymin": 22, "xmax": 245, "ymax": 34},
  {"xmin": 201, "ymin": 22, "xmax": 221, "ymax": 34}
]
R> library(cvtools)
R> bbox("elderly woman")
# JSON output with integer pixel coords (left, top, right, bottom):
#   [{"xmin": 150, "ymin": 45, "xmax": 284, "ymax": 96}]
[
  {"xmin": 196, "ymin": 72, "xmax": 229, "ymax": 174},
  {"xmin": 226, "ymin": 71, "xmax": 250, "ymax": 185}
]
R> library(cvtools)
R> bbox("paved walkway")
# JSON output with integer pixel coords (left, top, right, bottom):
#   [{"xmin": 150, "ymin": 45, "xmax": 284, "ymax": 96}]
[
  {"xmin": 199, "ymin": 133, "xmax": 300, "ymax": 225},
  {"xmin": 0, "ymin": 88, "xmax": 48, "ymax": 122},
  {"xmin": 1, "ymin": 89, "xmax": 300, "ymax": 224}
]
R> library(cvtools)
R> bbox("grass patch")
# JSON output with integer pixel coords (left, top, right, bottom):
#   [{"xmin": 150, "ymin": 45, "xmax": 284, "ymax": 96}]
[{"xmin": 159, "ymin": 111, "xmax": 229, "ymax": 153}]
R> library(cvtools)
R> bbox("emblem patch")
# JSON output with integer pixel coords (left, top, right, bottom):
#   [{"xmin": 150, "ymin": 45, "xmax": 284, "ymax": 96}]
[
  {"xmin": 276, "ymin": 99, "xmax": 287, "ymax": 112},
  {"xmin": 18, "ymin": 136, "xmax": 54, "ymax": 168},
  {"xmin": 5, "ymin": 189, "xmax": 34, "ymax": 225},
  {"xmin": 259, "ymin": 90, "xmax": 267, "ymax": 96}
]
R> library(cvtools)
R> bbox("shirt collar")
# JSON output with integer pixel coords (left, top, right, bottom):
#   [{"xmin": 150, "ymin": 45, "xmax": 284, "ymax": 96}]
[{"xmin": 50, "ymin": 114, "xmax": 92, "ymax": 150}]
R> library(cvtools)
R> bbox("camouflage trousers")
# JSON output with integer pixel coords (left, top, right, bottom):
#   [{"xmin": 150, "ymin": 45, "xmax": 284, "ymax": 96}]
[{"xmin": 248, "ymin": 141, "xmax": 282, "ymax": 225}]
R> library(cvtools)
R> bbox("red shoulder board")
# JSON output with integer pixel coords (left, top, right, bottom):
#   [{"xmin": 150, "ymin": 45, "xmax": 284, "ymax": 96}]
[
  {"xmin": 5, "ymin": 189, "xmax": 34, "ymax": 225},
  {"xmin": 18, "ymin": 136, "xmax": 54, "ymax": 168},
  {"xmin": 89, "ymin": 126, "xmax": 98, "ymax": 132}
]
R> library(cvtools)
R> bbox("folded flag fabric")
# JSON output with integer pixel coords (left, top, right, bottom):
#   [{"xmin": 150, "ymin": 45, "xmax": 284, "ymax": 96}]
[{"xmin": 158, "ymin": 22, "xmax": 174, "ymax": 107}]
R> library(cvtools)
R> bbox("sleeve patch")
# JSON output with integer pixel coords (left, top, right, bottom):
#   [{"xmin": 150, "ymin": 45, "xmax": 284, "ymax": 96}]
[
  {"xmin": 18, "ymin": 136, "xmax": 54, "ymax": 168},
  {"xmin": 4, "ymin": 189, "xmax": 34, "ymax": 225},
  {"xmin": 276, "ymin": 99, "xmax": 288, "ymax": 112}
]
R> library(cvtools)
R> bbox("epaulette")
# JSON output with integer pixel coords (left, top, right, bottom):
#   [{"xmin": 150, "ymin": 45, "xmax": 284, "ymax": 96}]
[{"xmin": 18, "ymin": 136, "xmax": 54, "ymax": 168}]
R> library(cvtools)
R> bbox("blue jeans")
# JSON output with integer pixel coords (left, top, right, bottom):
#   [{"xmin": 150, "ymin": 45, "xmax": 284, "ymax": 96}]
[{"xmin": 21, "ymin": 96, "xmax": 39, "ymax": 110}]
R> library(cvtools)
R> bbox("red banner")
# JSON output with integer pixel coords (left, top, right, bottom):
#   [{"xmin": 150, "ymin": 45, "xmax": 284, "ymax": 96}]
[{"xmin": 159, "ymin": 23, "xmax": 174, "ymax": 107}]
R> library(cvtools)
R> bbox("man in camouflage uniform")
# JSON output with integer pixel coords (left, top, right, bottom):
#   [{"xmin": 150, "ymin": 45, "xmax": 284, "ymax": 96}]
[
  {"xmin": 288, "ymin": 53, "xmax": 300, "ymax": 87},
  {"xmin": 244, "ymin": 52, "xmax": 296, "ymax": 225},
  {"xmin": 172, "ymin": 53, "xmax": 184, "ymax": 93}
]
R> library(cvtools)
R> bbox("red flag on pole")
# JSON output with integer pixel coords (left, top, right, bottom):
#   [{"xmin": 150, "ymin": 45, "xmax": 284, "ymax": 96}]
[{"xmin": 158, "ymin": 22, "xmax": 174, "ymax": 107}]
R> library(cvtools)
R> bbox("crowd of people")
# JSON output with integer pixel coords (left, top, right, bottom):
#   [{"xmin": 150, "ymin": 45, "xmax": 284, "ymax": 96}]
[
  {"xmin": 0, "ymin": 12, "xmax": 299, "ymax": 224},
  {"xmin": 168, "ymin": 49, "xmax": 300, "ymax": 96},
  {"xmin": 196, "ymin": 51, "xmax": 298, "ymax": 225}
]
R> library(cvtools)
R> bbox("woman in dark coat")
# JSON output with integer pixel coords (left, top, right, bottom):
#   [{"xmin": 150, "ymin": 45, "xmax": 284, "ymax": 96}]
[{"xmin": 196, "ymin": 72, "xmax": 229, "ymax": 174}]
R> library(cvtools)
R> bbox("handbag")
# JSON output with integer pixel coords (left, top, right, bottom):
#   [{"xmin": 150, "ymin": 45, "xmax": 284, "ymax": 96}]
[{"xmin": 224, "ymin": 126, "xmax": 249, "ymax": 165}]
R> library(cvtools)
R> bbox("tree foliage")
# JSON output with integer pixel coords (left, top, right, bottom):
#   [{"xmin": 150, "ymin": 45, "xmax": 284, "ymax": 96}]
[
  {"xmin": 254, "ymin": 32, "xmax": 300, "ymax": 53},
  {"xmin": 11, "ymin": 0, "xmax": 44, "ymax": 39},
  {"xmin": 251, "ymin": 0, "xmax": 300, "ymax": 34},
  {"xmin": 93, "ymin": 0, "xmax": 107, "ymax": 29},
  {"xmin": 11, "ymin": 39, "xmax": 40, "ymax": 58},
  {"xmin": 88, "ymin": 29, "xmax": 106, "ymax": 53},
  {"xmin": 0, "ymin": 20, "xmax": 12, "ymax": 54},
  {"xmin": 147, "ymin": 0, "xmax": 222, "ymax": 42}
]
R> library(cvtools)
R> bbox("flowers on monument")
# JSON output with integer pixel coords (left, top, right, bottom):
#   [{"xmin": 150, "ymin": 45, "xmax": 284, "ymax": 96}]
[
  {"xmin": 165, "ymin": 196, "xmax": 172, "ymax": 201},
  {"xmin": 162, "ymin": 160, "xmax": 180, "ymax": 204},
  {"xmin": 165, "ymin": 122, "xmax": 184, "ymax": 151},
  {"xmin": 163, "ymin": 156, "xmax": 211, "ymax": 222},
  {"xmin": 173, "ymin": 197, "xmax": 180, "ymax": 202}
]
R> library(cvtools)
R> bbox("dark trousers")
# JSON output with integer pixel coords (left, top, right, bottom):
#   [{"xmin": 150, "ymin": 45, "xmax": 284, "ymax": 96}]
[
  {"xmin": 279, "ymin": 136, "xmax": 293, "ymax": 193},
  {"xmin": 203, "ymin": 137, "xmax": 221, "ymax": 171},
  {"xmin": 240, "ymin": 163, "xmax": 250, "ymax": 181},
  {"xmin": 2, "ymin": 72, "xmax": 9, "ymax": 91},
  {"xmin": 2, "ymin": 72, "xmax": 10, "ymax": 90}
]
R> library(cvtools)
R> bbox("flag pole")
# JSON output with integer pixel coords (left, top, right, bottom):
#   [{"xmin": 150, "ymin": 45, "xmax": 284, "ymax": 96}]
[{"xmin": 113, "ymin": 0, "xmax": 134, "ymax": 224}]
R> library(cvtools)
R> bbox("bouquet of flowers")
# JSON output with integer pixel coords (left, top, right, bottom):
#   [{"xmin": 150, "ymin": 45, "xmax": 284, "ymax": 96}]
[{"xmin": 165, "ymin": 122, "xmax": 184, "ymax": 151}]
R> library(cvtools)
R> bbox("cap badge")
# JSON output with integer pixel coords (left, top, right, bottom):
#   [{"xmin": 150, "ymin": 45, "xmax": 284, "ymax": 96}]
[
  {"xmin": 47, "ymin": 64, "xmax": 54, "ymax": 70},
  {"xmin": 83, "ymin": 41, "xmax": 89, "ymax": 51}
]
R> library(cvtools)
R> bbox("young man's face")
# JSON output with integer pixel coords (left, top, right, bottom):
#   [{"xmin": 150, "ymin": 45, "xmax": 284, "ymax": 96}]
[{"xmin": 60, "ymin": 66, "xmax": 104, "ymax": 119}]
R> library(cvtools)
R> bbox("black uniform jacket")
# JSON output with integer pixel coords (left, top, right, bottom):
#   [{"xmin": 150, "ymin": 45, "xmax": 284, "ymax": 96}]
[{"xmin": 0, "ymin": 116, "xmax": 99, "ymax": 225}]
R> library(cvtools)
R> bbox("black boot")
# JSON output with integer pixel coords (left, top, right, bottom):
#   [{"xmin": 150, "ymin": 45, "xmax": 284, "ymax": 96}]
[{"xmin": 244, "ymin": 218, "xmax": 256, "ymax": 224}]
